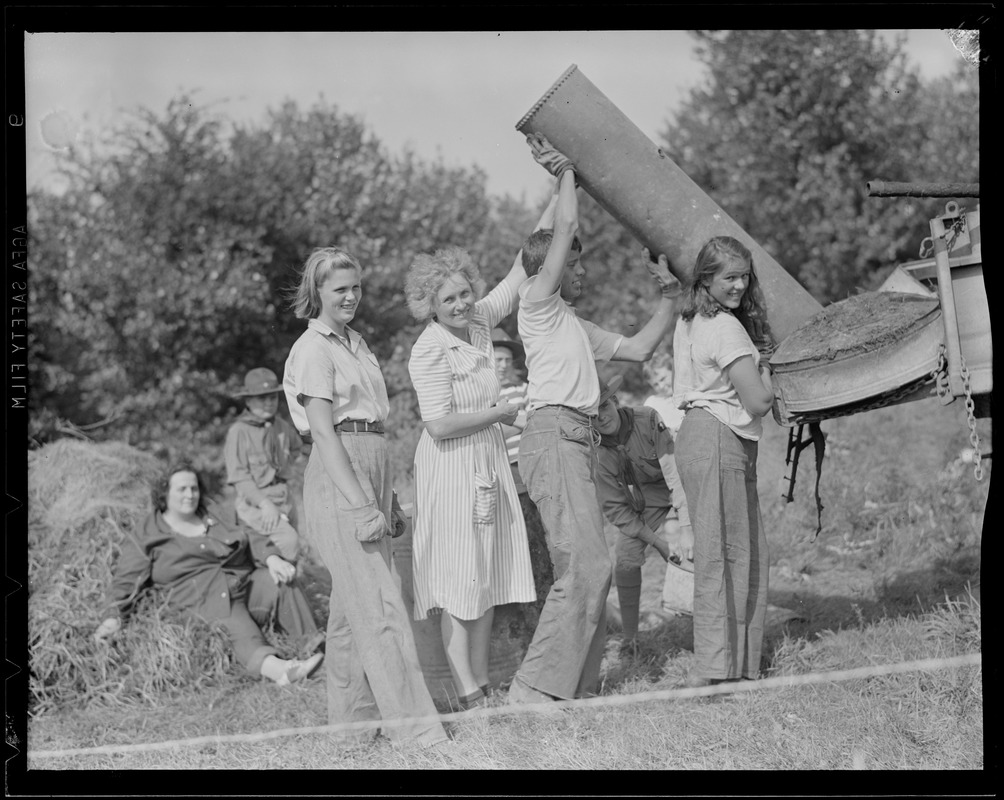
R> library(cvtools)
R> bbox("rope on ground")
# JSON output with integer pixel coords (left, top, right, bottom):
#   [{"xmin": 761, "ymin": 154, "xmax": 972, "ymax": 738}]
[{"xmin": 28, "ymin": 652, "xmax": 981, "ymax": 760}]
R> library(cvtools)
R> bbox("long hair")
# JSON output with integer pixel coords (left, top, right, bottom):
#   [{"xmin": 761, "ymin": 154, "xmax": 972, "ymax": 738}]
[
  {"xmin": 404, "ymin": 245, "xmax": 486, "ymax": 322},
  {"xmin": 151, "ymin": 461, "xmax": 208, "ymax": 517},
  {"xmin": 520, "ymin": 228, "xmax": 583, "ymax": 278},
  {"xmin": 679, "ymin": 236, "xmax": 774, "ymax": 348},
  {"xmin": 290, "ymin": 247, "xmax": 363, "ymax": 320}
]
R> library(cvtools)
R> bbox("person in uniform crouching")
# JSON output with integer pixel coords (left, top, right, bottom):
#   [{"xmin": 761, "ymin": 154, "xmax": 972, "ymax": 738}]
[{"xmin": 595, "ymin": 375, "xmax": 692, "ymax": 656}]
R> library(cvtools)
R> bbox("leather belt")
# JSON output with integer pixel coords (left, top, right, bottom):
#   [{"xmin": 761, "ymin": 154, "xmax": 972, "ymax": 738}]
[
  {"xmin": 537, "ymin": 404, "xmax": 599, "ymax": 423},
  {"xmin": 334, "ymin": 419, "xmax": 385, "ymax": 435}
]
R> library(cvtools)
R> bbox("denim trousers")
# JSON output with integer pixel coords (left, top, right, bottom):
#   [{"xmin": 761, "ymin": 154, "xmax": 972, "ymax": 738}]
[
  {"xmin": 516, "ymin": 406, "xmax": 613, "ymax": 699},
  {"xmin": 674, "ymin": 408, "xmax": 768, "ymax": 680},
  {"xmin": 303, "ymin": 433, "xmax": 447, "ymax": 746}
]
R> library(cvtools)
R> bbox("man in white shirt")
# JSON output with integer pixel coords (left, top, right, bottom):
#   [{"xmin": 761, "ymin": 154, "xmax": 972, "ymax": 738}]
[{"xmin": 508, "ymin": 136, "xmax": 682, "ymax": 704}]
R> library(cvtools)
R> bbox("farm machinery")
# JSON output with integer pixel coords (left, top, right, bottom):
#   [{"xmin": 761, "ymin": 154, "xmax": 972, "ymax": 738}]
[{"xmin": 516, "ymin": 65, "xmax": 990, "ymax": 528}]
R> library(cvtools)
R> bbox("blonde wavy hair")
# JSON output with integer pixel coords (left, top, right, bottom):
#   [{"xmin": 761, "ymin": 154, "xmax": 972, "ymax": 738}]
[{"xmin": 404, "ymin": 246, "xmax": 486, "ymax": 322}]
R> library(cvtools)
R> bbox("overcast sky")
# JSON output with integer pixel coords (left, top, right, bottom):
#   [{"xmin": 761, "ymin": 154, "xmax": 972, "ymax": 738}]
[{"xmin": 25, "ymin": 29, "xmax": 968, "ymax": 203}]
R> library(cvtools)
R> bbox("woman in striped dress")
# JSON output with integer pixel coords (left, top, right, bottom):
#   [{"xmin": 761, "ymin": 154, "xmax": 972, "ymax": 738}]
[{"xmin": 405, "ymin": 240, "xmax": 546, "ymax": 711}]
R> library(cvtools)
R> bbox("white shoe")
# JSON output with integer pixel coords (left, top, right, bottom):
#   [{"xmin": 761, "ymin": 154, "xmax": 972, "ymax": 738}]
[{"xmin": 277, "ymin": 652, "xmax": 324, "ymax": 686}]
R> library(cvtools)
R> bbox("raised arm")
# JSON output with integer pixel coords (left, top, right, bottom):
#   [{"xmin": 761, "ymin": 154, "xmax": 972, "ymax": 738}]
[
  {"xmin": 524, "ymin": 168, "xmax": 578, "ymax": 302},
  {"xmin": 498, "ymin": 189, "xmax": 561, "ymax": 298},
  {"xmin": 612, "ymin": 249, "xmax": 681, "ymax": 362}
]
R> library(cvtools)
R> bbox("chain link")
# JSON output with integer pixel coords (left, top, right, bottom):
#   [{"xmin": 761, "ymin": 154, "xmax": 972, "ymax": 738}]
[
  {"xmin": 944, "ymin": 208, "xmax": 967, "ymax": 254},
  {"xmin": 958, "ymin": 355, "xmax": 984, "ymax": 481},
  {"xmin": 785, "ymin": 373, "xmax": 936, "ymax": 426},
  {"xmin": 931, "ymin": 344, "xmax": 951, "ymax": 401}
]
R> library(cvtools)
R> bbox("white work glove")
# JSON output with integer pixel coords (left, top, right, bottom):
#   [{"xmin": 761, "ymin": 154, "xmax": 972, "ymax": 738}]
[
  {"xmin": 526, "ymin": 134, "xmax": 576, "ymax": 181},
  {"xmin": 347, "ymin": 501, "xmax": 392, "ymax": 543},
  {"xmin": 642, "ymin": 247, "xmax": 681, "ymax": 298}
]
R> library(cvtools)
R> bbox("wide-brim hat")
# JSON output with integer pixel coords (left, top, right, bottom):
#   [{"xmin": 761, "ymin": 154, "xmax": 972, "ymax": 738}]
[
  {"xmin": 233, "ymin": 367, "xmax": 282, "ymax": 398},
  {"xmin": 598, "ymin": 374, "xmax": 624, "ymax": 405},
  {"xmin": 491, "ymin": 328, "xmax": 524, "ymax": 360}
]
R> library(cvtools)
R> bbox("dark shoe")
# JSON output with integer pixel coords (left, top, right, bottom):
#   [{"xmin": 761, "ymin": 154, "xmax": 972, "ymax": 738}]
[
  {"xmin": 682, "ymin": 675, "xmax": 739, "ymax": 688},
  {"xmin": 456, "ymin": 688, "xmax": 486, "ymax": 711},
  {"xmin": 619, "ymin": 637, "xmax": 639, "ymax": 660}
]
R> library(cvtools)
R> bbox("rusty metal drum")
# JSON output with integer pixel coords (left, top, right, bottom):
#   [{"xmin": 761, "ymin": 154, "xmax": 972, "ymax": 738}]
[
  {"xmin": 769, "ymin": 291, "xmax": 945, "ymax": 425},
  {"xmin": 515, "ymin": 64, "xmax": 822, "ymax": 343}
]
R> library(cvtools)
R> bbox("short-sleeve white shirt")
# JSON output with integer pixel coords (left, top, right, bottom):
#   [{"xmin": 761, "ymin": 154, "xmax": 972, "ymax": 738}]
[
  {"xmin": 517, "ymin": 276, "xmax": 623, "ymax": 416},
  {"xmin": 282, "ymin": 318, "xmax": 390, "ymax": 436},
  {"xmin": 672, "ymin": 312, "xmax": 762, "ymax": 440}
]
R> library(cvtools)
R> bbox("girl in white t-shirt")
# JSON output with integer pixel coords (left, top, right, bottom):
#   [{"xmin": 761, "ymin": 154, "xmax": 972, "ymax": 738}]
[{"xmin": 671, "ymin": 236, "xmax": 775, "ymax": 687}]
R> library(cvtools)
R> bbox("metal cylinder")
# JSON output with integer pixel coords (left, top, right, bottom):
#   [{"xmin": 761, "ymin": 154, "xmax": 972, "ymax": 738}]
[
  {"xmin": 866, "ymin": 180, "xmax": 980, "ymax": 198},
  {"xmin": 516, "ymin": 64, "xmax": 822, "ymax": 342}
]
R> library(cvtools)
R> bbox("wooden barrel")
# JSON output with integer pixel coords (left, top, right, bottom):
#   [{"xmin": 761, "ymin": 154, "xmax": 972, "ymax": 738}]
[
  {"xmin": 392, "ymin": 497, "xmax": 553, "ymax": 708},
  {"xmin": 515, "ymin": 64, "xmax": 822, "ymax": 343}
]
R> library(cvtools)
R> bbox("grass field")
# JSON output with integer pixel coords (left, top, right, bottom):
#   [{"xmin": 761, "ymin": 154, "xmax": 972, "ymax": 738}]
[{"xmin": 22, "ymin": 392, "xmax": 986, "ymax": 780}]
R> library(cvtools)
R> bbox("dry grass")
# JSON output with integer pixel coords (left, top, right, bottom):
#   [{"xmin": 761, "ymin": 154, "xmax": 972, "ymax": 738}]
[{"xmin": 26, "ymin": 439, "xmax": 301, "ymax": 715}]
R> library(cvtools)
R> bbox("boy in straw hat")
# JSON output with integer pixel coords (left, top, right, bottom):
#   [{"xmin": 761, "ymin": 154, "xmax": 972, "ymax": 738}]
[
  {"xmin": 224, "ymin": 367, "xmax": 305, "ymax": 563},
  {"xmin": 595, "ymin": 374, "xmax": 692, "ymax": 656}
]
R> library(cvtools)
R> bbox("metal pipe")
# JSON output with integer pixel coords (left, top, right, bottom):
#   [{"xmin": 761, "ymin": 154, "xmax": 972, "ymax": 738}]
[
  {"xmin": 931, "ymin": 214, "xmax": 966, "ymax": 398},
  {"xmin": 515, "ymin": 64, "xmax": 822, "ymax": 343},
  {"xmin": 867, "ymin": 181, "xmax": 980, "ymax": 198}
]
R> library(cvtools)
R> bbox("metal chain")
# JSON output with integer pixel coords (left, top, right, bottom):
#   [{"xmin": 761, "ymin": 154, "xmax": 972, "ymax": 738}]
[
  {"xmin": 944, "ymin": 208, "xmax": 967, "ymax": 254},
  {"xmin": 958, "ymin": 355, "xmax": 984, "ymax": 481},
  {"xmin": 931, "ymin": 344, "xmax": 951, "ymax": 401},
  {"xmin": 786, "ymin": 373, "xmax": 936, "ymax": 426}
]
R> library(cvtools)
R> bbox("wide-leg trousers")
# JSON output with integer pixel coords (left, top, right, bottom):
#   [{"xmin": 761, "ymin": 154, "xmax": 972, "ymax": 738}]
[
  {"xmin": 674, "ymin": 408, "xmax": 768, "ymax": 680},
  {"xmin": 303, "ymin": 432, "xmax": 447, "ymax": 746}
]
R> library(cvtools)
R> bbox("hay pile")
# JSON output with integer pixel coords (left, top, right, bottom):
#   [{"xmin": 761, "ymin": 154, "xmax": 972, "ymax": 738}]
[{"xmin": 28, "ymin": 440, "xmax": 242, "ymax": 715}]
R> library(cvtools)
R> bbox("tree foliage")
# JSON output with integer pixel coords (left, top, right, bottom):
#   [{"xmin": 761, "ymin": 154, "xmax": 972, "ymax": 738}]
[
  {"xmin": 660, "ymin": 30, "xmax": 979, "ymax": 302},
  {"xmin": 29, "ymin": 34, "xmax": 980, "ymax": 467},
  {"xmin": 28, "ymin": 96, "xmax": 536, "ymax": 464}
]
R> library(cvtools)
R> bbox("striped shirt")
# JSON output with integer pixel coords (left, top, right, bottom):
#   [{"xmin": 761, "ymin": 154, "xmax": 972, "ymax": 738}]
[
  {"xmin": 499, "ymin": 381, "xmax": 528, "ymax": 464},
  {"xmin": 283, "ymin": 318, "xmax": 390, "ymax": 436}
]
